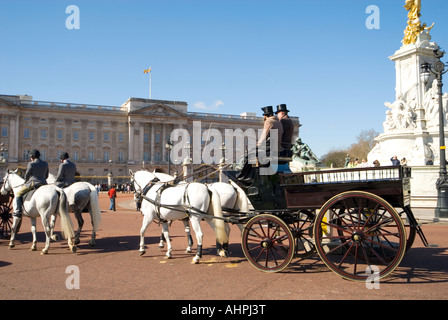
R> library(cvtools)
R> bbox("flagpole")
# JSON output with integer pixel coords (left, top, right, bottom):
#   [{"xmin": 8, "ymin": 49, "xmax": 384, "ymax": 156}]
[{"xmin": 144, "ymin": 67, "xmax": 152, "ymax": 99}]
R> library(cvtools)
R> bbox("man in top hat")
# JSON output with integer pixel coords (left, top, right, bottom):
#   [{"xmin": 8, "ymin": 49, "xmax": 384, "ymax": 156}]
[
  {"xmin": 257, "ymin": 106, "xmax": 283, "ymax": 151},
  {"xmin": 13, "ymin": 149, "xmax": 49, "ymax": 218},
  {"xmin": 55, "ymin": 152, "xmax": 77, "ymax": 188},
  {"xmin": 276, "ymin": 104, "xmax": 294, "ymax": 156}
]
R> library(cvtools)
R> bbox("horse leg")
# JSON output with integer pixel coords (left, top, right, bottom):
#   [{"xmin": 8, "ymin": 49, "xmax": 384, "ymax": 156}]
[
  {"xmin": 139, "ymin": 214, "xmax": 152, "ymax": 256},
  {"xmin": 74, "ymin": 210, "xmax": 84, "ymax": 245},
  {"xmin": 89, "ymin": 211, "xmax": 96, "ymax": 247},
  {"xmin": 161, "ymin": 223, "xmax": 173, "ymax": 259},
  {"xmin": 189, "ymin": 217, "xmax": 204, "ymax": 264},
  {"xmin": 30, "ymin": 217, "xmax": 38, "ymax": 251},
  {"xmin": 182, "ymin": 219, "xmax": 193, "ymax": 253},
  {"xmin": 8, "ymin": 216, "xmax": 22, "ymax": 249},
  {"xmin": 49, "ymin": 215, "xmax": 60, "ymax": 241},
  {"xmin": 40, "ymin": 216, "xmax": 51, "ymax": 255},
  {"xmin": 158, "ymin": 232, "xmax": 166, "ymax": 249}
]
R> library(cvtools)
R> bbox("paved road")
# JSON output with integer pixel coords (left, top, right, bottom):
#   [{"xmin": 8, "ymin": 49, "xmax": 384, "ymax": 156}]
[{"xmin": 0, "ymin": 192, "xmax": 447, "ymax": 303}]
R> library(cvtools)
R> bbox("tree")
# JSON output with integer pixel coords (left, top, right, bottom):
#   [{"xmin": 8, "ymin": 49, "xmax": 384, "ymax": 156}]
[{"xmin": 320, "ymin": 129, "xmax": 379, "ymax": 167}]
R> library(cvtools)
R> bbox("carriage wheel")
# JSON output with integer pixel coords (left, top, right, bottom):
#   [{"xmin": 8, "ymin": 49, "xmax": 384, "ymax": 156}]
[
  {"xmin": 289, "ymin": 210, "xmax": 315, "ymax": 259},
  {"xmin": 395, "ymin": 206, "xmax": 416, "ymax": 252},
  {"xmin": 313, "ymin": 191, "xmax": 406, "ymax": 282},
  {"xmin": 0, "ymin": 194, "xmax": 13, "ymax": 238},
  {"xmin": 242, "ymin": 214, "xmax": 295, "ymax": 273}
]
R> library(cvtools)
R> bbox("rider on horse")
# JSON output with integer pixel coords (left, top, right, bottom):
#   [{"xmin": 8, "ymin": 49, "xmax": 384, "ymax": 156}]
[
  {"xmin": 13, "ymin": 149, "xmax": 49, "ymax": 218},
  {"xmin": 55, "ymin": 152, "xmax": 77, "ymax": 188}
]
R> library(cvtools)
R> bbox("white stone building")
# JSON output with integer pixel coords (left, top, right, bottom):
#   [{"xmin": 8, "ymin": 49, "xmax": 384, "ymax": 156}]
[{"xmin": 0, "ymin": 94, "xmax": 300, "ymax": 185}]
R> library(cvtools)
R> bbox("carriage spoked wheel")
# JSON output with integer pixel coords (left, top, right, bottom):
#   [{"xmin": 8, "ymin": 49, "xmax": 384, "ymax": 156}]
[
  {"xmin": 0, "ymin": 193, "xmax": 14, "ymax": 238},
  {"xmin": 289, "ymin": 210, "xmax": 315, "ymax": 259},
  {"xmin": 242, "ymin": 214, "xmax": 295, "ymax": 273},
  {"xmin": 313, "ymin": 191, "xmax": 407, "ymax": 282}
]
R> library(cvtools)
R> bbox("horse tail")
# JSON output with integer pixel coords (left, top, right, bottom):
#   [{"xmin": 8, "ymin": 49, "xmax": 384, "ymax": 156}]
[
  {"xmin": 207, "ymin": 187, "xmax": 228, "ymax": 245},
  {"xmin": 229, "ymin": 180, "xmax": 250, "ymax": 213},
  {"xmin": 57, "ymin": 189, "xmax": 75, "ymax": 240},
  {"xmin": 87, "ymin": 184, "xmax": 102, "ymax": 232}
]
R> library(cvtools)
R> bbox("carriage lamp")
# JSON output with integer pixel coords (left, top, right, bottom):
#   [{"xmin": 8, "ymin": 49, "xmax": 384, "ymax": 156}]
[
  {"xmin": 421, "ymin": 49, "xmax": 448, "ymax": 220},
  {"xmin": 165, "ymin": 138, "xmax": 174, "ymax": 175}
]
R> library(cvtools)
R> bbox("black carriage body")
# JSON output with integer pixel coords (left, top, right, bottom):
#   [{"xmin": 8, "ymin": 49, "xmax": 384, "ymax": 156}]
[
  {"xmin": 280, "ymin": 166, "xmax": 411, "ymax": 210},
  {"xmin": 231, "ymin": 165, "xmax": 411, "ymax": 211}
]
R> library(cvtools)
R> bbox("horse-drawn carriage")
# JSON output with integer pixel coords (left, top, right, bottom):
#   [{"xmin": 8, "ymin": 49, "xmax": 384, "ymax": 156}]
[
  {"xmin": 132, "ymin": 158, "xmax": 428, "ymax": 282},
  {"xmin": 0, "ymin": 187, "xmax": 13, "ymax": 238},
  {"xmin": 225, "ymin": 161, "xmax": 428, "ymax": 282}
]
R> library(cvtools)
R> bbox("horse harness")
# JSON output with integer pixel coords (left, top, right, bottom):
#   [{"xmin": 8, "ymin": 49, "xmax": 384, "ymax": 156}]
[{"xmin": 137, "ymin": 179, "xmax": 212, "ymax": 224}]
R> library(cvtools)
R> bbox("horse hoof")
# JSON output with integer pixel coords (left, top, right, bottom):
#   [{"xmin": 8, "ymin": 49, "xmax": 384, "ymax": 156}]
[
  {"xmin": 192, "ymin": 256, "xmax": 200, "ymax": 264},
  {"xmin": 185, "ymin": 248, "xmax": 192, "ymax": 253},
  {"xmin": 9, "ymin": 245, "xmax": 14, "ymax": 250},
  {"xmin": 70, "ymin": 246, "xmax": 77, "ymax": 253},
  {"xmin": 88, "ymin": 241, "xmax": 95, "ymax": 247},
  {"xmin": 218, "ymin": 250, "xmax": 229, "ymax": 258},
  {"xmin": 41, "ymin": 250, "xmax": 48, "ymax": 255},
  {"xmin": 139, "ymin": 250, "xmax": 146, "ymax": 256},
  {"xmin": 51, "ymin": 234, "xmax": 60, "ymax": 241},
  {"xmin": 74, "ymin": 238, "xmax": 80, "ymax": 245},
  {"xmin": 30, "ymin": 247, "xmax": 37, "ymax": 252}
]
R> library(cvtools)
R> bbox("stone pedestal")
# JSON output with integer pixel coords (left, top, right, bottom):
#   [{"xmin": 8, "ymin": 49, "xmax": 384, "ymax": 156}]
[{"xmin": 367, "ymin": 32, "xmax": 448, "ymax": 216}]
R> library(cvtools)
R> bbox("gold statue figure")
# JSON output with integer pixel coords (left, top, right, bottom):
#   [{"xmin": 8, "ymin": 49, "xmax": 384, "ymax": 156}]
[
  {"xmin": 403, "ymin": 0, "xmax": 434, "ymax": 45},
  {"xmin": 404, "ymin": 0, "xmax": 421, "ymax": 21}
]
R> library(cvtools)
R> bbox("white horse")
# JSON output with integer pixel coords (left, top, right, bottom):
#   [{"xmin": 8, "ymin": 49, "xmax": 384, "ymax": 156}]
[
  {"xmin": 133, "ymin": 171, "xmax": 250, "ymax": 255},
  {"xmin": 130, "ymin": 170, "xmax": 228, "ymax": 264},
  {"xmin": 1, "ymin": 170, "xmax": 76, "ymax": 254},
  {"xmin": 47, "ymin": 174, "xmax": 102, "ymax": 246},
  {"xmin": 132, "ymin": 171, "xmax": 193, "ymax": 252},
  {"xmin": 207, "ymin": 181, "xmax": 250, "ymax": 252}
]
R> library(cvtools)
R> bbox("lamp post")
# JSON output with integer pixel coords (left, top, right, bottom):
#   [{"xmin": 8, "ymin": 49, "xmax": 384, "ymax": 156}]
[
  {"xmin": 0, "ymin": 143, "xmax": 8, "ymax": 179},
  {"xmin": 421, "ymin": 49, "xmax": 448, "ymax": 220},
  {"xmin": 165, "ymin": 138, "xmax": 173, "ymax": 175}
]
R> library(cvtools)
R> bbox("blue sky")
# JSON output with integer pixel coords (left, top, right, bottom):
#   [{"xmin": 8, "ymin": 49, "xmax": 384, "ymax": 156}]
[{"xmin": 1, "ymin": 0, "xmax": 447, "ymax": 157}]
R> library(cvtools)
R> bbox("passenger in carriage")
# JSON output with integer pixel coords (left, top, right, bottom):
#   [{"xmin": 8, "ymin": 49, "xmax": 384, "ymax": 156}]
[
  {"xmin": 13, "ymin": 149, "xmax": 49, "ymax": 218},
  {"xmin": 257, "ymin": 106, "xmax": 283, "ymax": 153},
  {"xmin": 55, "ymin": 152, "xmax": 77, "ymax": 188},
  {"xmin": 275, "ymin": 104, "xmax": 294, "ymax": 157}
]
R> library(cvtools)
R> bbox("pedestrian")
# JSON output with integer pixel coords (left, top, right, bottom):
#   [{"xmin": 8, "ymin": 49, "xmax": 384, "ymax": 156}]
[
  {"xmin": 390, "ymin": 156, "xmax": 400, "ymax": 166},
  {"xmin": 108, "ymin": 184, "xmax": 117, "ymax": 211}
]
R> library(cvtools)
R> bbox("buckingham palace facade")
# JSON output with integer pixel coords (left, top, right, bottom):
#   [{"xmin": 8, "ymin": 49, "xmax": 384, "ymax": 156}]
[{"xmin": 0, "ymin": 94, "xmax": 300, "ymax": 183}]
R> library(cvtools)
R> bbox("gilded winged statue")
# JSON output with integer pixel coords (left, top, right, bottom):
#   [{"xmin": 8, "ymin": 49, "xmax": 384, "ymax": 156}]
[
  {"xmin": 404, "ymin": 0, "xmax": 421, "ymax": 21},
  {"xmin": 403, "ymin": 0, "xmax": 433, "ymax": 45}
]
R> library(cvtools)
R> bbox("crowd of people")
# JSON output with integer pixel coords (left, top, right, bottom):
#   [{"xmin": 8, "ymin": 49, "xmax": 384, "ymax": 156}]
[{"xmin": 343, "ymin": 155, "xmax": 410, "ymax": 168}]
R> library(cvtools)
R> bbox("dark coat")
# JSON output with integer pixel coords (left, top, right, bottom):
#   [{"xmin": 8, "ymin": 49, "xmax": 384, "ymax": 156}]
[
  {"xmin": 25, "ymin": 158, "xmax": 49, "ymax": 187},
  {"xmin": 56, "ymin": 159, "xmax": 77, "ymax": 187},
  {"xmin": 280, "ymin": 115, "xmax": 294, "ymax": 150}
]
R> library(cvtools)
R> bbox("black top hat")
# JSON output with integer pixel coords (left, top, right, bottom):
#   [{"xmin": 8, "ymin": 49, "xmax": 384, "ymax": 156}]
[
  {"xmin": 261, "ymin": 106, "xmax": 274, "ymax": 116},
  {"xmin": 29, "ymin": 149, "xmax": 40, "ymax": 158},
  {"xmin": 275, "ymin": 104, "xmax": 290, "ymax": 114},
  {"xmin": 59, "ymin": 152, "xmax": 70, "ymax": 160}
]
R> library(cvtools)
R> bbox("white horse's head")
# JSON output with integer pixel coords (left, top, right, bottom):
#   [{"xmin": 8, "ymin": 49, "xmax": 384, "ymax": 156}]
[
  {"xmin": 1, "ymin": 169, "xmax": 22, "ymax": 195},
  {"xmin": 130, "ymin": 170, "xmax": 157, "ymax": 194}
]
